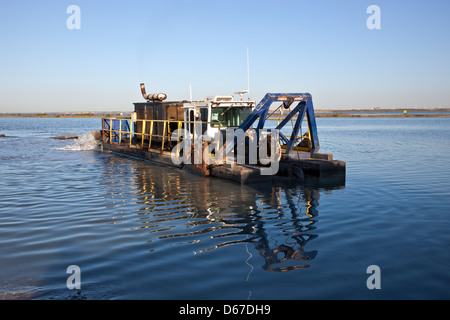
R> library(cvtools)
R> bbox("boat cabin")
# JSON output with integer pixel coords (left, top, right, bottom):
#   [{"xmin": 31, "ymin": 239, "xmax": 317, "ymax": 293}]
[
  {"xmin": 183, "ymin": 95, "xmax": 254, "ymax": 139},
  {"xmin": 133, "ymin": 95, "xmax": 255, "ymax": 142}
]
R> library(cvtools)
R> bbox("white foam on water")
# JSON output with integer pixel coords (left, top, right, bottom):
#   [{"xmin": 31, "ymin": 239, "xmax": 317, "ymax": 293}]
[{"xmin": 54, "ymin": 132, "xmax": 100, "ymax": 151}]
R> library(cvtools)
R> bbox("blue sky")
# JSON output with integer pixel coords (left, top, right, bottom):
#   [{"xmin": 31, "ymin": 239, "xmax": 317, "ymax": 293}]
[{"xmin": 0, "ymin": 0, "xmax": 449, "ymax": 112}]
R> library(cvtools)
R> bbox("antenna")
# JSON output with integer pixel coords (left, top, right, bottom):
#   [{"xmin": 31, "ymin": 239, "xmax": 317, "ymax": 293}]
[
  {"xmin": 189, "ymin": 84, "xmax": 192, "ymax": 102},
  {"xmin": 234, "ymin": 90, "xmax": 248, "ymax": 102},
  {"xmin": 247, "ymin": 47, "xmax": 250, "ymax": 101}
]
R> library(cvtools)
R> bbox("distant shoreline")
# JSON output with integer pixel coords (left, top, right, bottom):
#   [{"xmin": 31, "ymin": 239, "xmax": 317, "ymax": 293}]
[
  {"xmin": 0, "ymin": 113, "xmax": 124, "ymax": 118},
  {"xmin": 1, "ymin": 109, "xmax": 450, "ymax": 118},
  {"xmin": 272, "ymin": 107, "xmax": 450, "ymax": 118},
  {"xmin": 313, "ymin": 113, "xmax": 450, "ymax": 118}
]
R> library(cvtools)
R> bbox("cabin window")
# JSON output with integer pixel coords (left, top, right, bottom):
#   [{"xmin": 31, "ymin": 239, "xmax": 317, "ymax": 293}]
[
  {"xmin": 200, "ymin": 108, "xmax": 208, "ymax": 133},
  {"xmin": 211, "ymin": 107, "xmax": 251, "ymax": 127},
  {"xmin": 200, "ymin": 109, "xmax": 208, "ymax": 122},
  {"xmin": 189, "ymin": 110, "xmax": 195, "ymax": 133}
]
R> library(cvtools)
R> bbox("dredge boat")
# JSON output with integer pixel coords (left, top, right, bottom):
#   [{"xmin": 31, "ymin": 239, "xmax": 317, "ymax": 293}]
[{"xmin": 99, "ymin": 84, "xmax": 345, "ymax": 186}]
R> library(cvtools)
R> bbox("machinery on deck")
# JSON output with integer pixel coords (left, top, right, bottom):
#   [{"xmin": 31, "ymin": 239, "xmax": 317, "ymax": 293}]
[{"xmin": 221, "ymin": 92, "xmax": 319, "ymax": 157}]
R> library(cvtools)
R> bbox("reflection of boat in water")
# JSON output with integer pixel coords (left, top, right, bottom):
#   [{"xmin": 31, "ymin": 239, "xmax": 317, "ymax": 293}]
[
  {"xmin": 101, "ymin": 156, "xmax": 344, "ymax": 272},
  {"xmin": 246, "ymin": 184, "xmax": 322, "ymax": 272}
]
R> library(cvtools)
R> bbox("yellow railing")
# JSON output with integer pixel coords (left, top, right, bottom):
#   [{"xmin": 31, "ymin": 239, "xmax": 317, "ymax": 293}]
[
  {"xmin": 101, "ymin": 117, "xmax": 311, "ymax": 154},
  {"xmin": 102, "ymin": 117, "xmax": 221, "ymax": 154}
]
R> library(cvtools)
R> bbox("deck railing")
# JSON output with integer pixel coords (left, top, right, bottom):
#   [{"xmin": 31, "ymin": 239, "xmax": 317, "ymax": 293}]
[
  {"xmin": 101, "ymin": 116, "xmax": 311, "ymax": 155},
  {"xmin": 101, "ymin": 117, "xmax": 221, "ymax": 154}
]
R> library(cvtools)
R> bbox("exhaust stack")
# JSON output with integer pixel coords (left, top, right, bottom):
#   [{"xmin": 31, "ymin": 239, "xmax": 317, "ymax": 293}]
[{"xmin": 140, "ymin": 83, "xmax": 167, "ymax": 102}]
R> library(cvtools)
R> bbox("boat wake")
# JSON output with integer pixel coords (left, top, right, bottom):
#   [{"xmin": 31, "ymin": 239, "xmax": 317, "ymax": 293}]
[{"xmin": 53, "ymin": 132, "xmax": 100, "ymax": 151}]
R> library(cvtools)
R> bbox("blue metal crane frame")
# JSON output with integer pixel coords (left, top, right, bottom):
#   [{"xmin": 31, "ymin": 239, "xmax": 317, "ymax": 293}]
[{"xmin": 225, "ymin": 93, "xmax": 320, "ymax": 155}]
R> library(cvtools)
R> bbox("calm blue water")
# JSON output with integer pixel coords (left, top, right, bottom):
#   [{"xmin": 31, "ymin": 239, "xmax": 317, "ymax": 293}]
[{"xmin": 0, "ymin": 116, "xmax": 449, "ymax": 300}]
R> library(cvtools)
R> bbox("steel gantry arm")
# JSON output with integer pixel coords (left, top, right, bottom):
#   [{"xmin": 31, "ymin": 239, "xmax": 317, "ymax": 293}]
[{"xmin": 224, "ymin": 93, "xmax": 320, "ymax": 155}]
